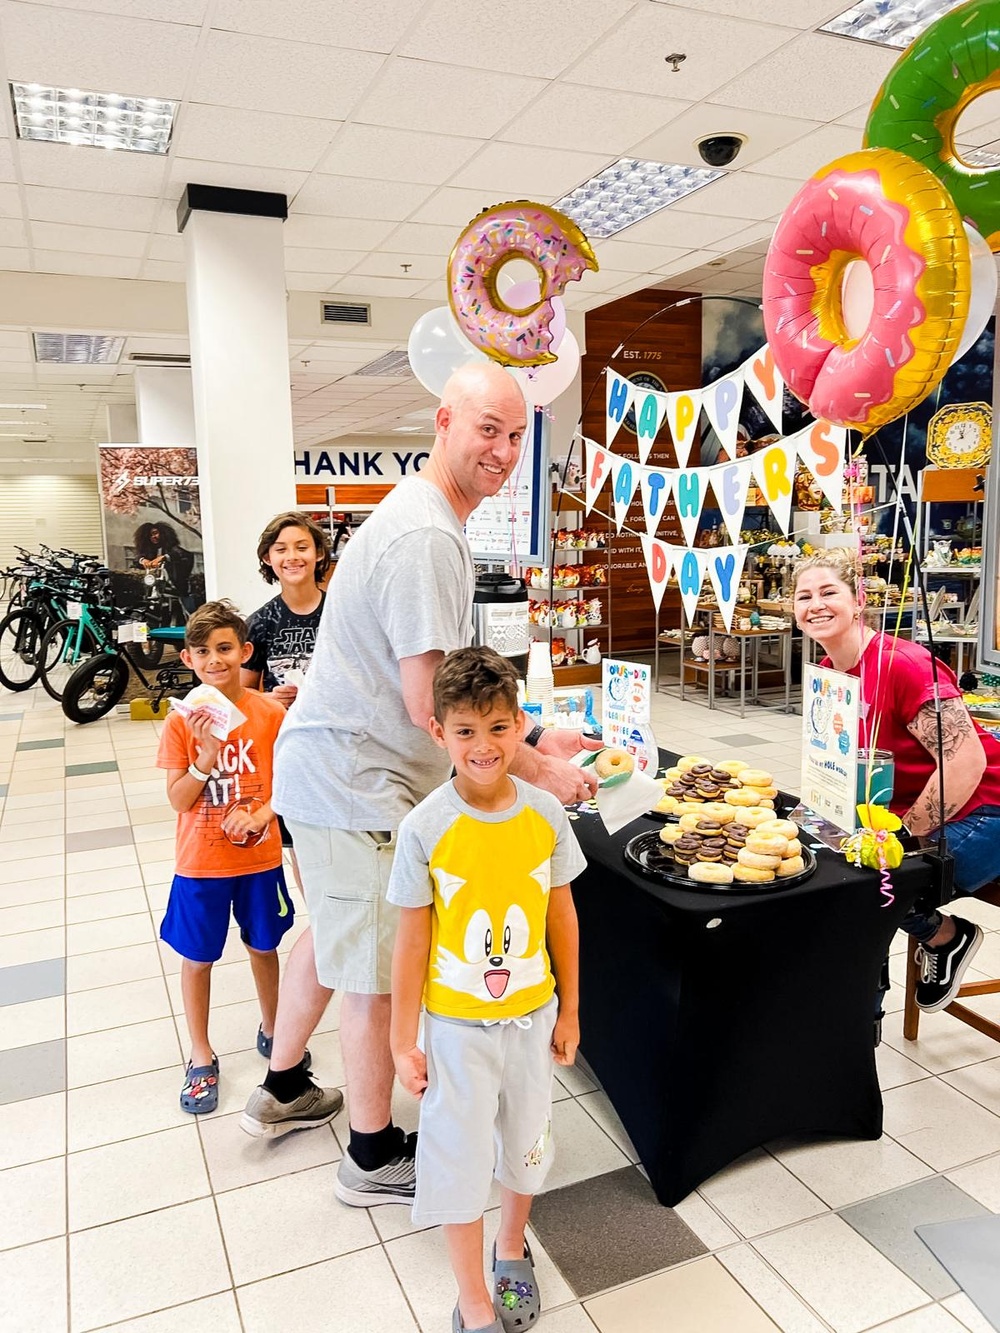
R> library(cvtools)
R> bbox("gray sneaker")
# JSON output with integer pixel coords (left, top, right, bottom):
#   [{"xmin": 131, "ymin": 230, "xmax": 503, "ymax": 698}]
[
  {"xmin": 239, "ymin": 1082, "xmax": 344, "ymax": 1139},
  {"xmin": 333, "ymin": 1134, "xmax": 417, "ymax": 1206}
]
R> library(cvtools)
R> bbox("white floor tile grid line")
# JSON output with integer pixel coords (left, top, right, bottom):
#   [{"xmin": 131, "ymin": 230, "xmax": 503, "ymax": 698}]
[{"xmin": 1, "ymin": 692, "xmax": 999, "ymax": 1333}]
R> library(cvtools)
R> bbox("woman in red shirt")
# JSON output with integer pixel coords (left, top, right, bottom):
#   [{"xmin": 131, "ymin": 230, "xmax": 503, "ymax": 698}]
[{"xmin": 793, "ymin": 549, "xmax": 1000, "ymax": 1013}]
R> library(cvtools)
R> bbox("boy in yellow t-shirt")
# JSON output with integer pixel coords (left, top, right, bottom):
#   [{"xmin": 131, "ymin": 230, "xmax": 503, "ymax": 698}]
[{"xmin": 388, "ymin": 647, "xmax": 586, "ymax": 1333}]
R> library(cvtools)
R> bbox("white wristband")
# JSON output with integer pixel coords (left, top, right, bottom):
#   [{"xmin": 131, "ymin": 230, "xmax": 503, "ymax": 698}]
[{"xmin": 188, "ymin": 763, "xmax": 211, "ymax": 783}]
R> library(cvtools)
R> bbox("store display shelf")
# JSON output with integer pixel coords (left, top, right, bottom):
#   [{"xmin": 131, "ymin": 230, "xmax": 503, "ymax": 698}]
[
  {"xmin": 921, "ymin": 566, "xmax": 981, "ymax": 577},
  {"xmin": 553, "ymin": 663, "xmax": 602, "ymax": 685}
]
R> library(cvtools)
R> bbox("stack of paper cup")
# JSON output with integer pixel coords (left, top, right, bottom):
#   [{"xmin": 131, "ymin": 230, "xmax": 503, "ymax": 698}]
[{"xmin": 525, "ymin": 640, "xmax": 554, "ymax": 721}]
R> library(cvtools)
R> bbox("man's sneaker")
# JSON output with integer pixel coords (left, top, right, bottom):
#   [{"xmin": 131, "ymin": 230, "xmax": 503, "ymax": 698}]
[
  {"xmin": 333, "ymin": 1133, "xmax": 417, "ymax": 1207},
  {"xmin": 240, "ymin": 1081, "xmax": 343, "ymax": 1139},
  {"xmin": 914, "ymin": 917, "xmax": 983, "ymax": 1012}
]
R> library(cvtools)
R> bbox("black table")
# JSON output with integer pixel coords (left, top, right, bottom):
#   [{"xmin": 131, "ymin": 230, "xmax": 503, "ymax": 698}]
[{"xmin": 571, "ymin": 775, "xmax": 931, "ymax": 1206}]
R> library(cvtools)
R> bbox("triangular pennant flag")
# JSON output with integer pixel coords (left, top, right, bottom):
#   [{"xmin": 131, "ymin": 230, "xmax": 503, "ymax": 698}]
[
  {"xmin": 742, "ymin": 343, "xmax": 784, "ymax": 432},
  {"xmin": 702, "ymin": 371, "xmax": 744, "ymax": 461},
  {"xmin": 706, "ymin": 545, "xmax": 749, "ymax": 633},
  {"xmin": 609, "ymin": 454, "xmax": 638, "ymax": 533},
  {"xmin": 709, "ymin": 456, "xmax": 752, "ymax": 546},
  {"xmin": 672, "ymin": 467, "xmax": 706, "ymax": 548},
  {"xmin": 583, "ymin": 436, "xmax": 612, "ymax": 517},
  {"xmin": 673, "ymin": 545, "xmax": 704, "ymax": 626},
  {"xmin": 640, "ymin": 535, "xmax": 673, "ymax": 615},
  {"xmin": 632, "ymin": 388, "xmax": 667, "ymax": 466},
  {"xmin": 751, "ymin": 440, "xmax": 797, "ymax": 535},
  {"xmin": 638, "ymin": 465, "xmax": 673, "ymax": 539},
  {"xmin": 664, "ymin": 388, "xmax": 703, "ymax": 469},
  {"xmin": 605, "ymin": 370, "xmax": 635, "ymax": 448},
  {"xmin": 793, "ymin": 418, "xmax": 847, "ymax": 510}
]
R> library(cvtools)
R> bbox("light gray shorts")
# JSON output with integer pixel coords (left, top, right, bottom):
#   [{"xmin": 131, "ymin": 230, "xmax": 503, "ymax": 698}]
[
  {"xmin": 412, "ymin": 998, "xmax": 558, "ymax": 1227},
  {"xmin": 285, "ymin": 821, "xmax": 399, "ymax": 994}
]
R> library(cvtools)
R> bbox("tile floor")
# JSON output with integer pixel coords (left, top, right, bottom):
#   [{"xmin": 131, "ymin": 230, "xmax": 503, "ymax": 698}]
[{"xmin": 1, "ymin": 680, "xmax": 999, "ymax": 1333}]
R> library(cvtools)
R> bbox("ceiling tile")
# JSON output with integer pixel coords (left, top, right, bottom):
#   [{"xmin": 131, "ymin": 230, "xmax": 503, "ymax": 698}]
[
  {"xmin": 165, "ymin": 158, "xmax": 308, "ymax": 200},
  {"xmin": 744, "ymin": 123, "xmax": 863, "ymax": 179},
  {"xmin": 565, "ymin": 8, "xmax": 797, "ymax": 101},
  {"xmin": 380, "ymin": 221, "xmax": 462, "ymax": 258},
  {"xmin": 610, "ymin": 275, "xmax": 660, "ymax": 297},
  {"xmin": 284, "ymin": 247, "xmax": 366, "ymax": 273},
  {"xmin": 292, "ymin": 174, "xmax": 434, "ymax": 221},
  {"xmin": 24, "ymin": 186, "xmax": 158, "ymax": 232},
  {"xmin": 0, "ymin": 1, "xmax": 202, "ymax": 96},
  {"xmin": 147, "ymin": 235, "xmax": 182, "ymax": 263},
  {"xmin": 189, "ymin": 29, "xmax": 385, "ymax": 120},
  {"xmin": 702, "ymin": 220, "xmax": 775, "ymax": 252},
  {"xmin": 836, "ymin": 103, "xmax": 872, "ymax": 131},
  {"xmin": 593, "ymin": 239, "xmax": 691, "ymax": 272},
  {"xmin": 16, "ymin": 139, "xmax": 167, "ymax": 195},
  {"xmin": 30, "ymin": 221, "xmax": 147, "ymax": 257},
  {"xmin": 410, "ymin": 187, "xmax": 512, "ymax": 227},
  {"xmin": 449, "ymin": 143, "xmax": 610, "ymax": 198},
  {"xmin": 351, "ymin": 58, "xmax": 547, "ymax": 138},
  {"xmin": 0, "ymin": 246, "xmax": 29, "ymax": 271},
  {"xmin": 711, "ymin": 31, "xmax": 898, "ymax": 120},
  {"xmin": 175, "ymin": 103, "xmax": 339, "ymax": 172},
  {"xmin": 317, "ymin": 124, "xmax": 482, "ymax": 186},
  {"xmin": 33, "ymin": 250, "xmax": 141, "ymax": 278},
  {"xmin": 631, "ymin": 102, "xmax": 821, "ymax": 170},
  {"xmin": 657, "ymin": 0, "xmax": 845, "ymax": 25},
  {"xmin": 137, "ymin": 257, "xmax": 185, "ymax": 278},
  {"xmin": 574, "ymin": 267, "xmax": 635, "ymax": 294},
  {"xmin": 286, "ymin": 272, "xmax": 345, "ymax": 292},
  {"xmin": 0, "ymin": 141, "xmax": 17, "ymax": 183},
  {"xmin": 347, "ymin": 253, "xmax": 443, "ymax": 281},
  {"xmin": 0, "ymin": 183, "xmax": 22, "ymax": 216},
  {"xmin": 501, "ymin": 85, "xmax": 690, "ymax": 156},
  {"xmin": 211, "ymin": 0, "xmax": 416, "ymax": 52},
  {"xmin": 332, "ymin": 275, "xmax": 429, "ymax": 298},
  {"xmin": 21, "ymin": 0, "xmax": 207, "ymax": 19},
  {"xmin": 283, "ymin": 214, "xmax": 397, "ymax": 249},
  {"xmin": 671, "ymin": 170, "xmax": 799, "ymax": 220},
  {"xmin": 398, "ymin": 0, "xmax": 632, "ymax": 77},
  {"xmin": 653, "ymin": 247, "xmax": 726, "ymax": 276},
  {"xmin": 620, "ymin": 208, "xmax": 748, "ymax": 248}
]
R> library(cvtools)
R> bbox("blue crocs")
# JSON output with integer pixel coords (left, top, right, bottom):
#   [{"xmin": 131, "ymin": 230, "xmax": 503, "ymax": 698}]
[
  {"xmin": 180, "ymin": 1056, "xmax": 219, "ymax": 1114},
  {"xmin": 256, "ymin": 1026, "xmax": 312, "ymax": 1071}
]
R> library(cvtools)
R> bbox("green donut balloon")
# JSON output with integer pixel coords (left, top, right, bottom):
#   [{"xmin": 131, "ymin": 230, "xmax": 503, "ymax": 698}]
[{"xmin": 864, "ymin": 0, "xmax": 1000, "ymax": 252}]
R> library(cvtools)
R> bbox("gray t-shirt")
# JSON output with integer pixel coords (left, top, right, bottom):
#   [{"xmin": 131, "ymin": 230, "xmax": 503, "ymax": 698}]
[{"xmin": 272, "ymin": 478, "xmax": 474, "ymax": 829}]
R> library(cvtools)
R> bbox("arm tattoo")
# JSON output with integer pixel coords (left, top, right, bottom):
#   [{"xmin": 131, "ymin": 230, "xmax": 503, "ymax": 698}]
[{"xmin": 906, "ymin": 697, "xmax": 973, "ymax": 762}]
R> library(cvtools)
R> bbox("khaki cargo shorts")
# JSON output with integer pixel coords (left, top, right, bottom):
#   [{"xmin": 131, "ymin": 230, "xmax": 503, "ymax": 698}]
[{"xmin": 285, "ymin": 821, "xmax": 399, "ymax": 994}]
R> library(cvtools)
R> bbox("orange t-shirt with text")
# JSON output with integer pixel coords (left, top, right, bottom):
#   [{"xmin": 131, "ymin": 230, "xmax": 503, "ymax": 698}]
[{"xmin": 157, "ymin": 689, "xmax": 286, "ymax": 878}]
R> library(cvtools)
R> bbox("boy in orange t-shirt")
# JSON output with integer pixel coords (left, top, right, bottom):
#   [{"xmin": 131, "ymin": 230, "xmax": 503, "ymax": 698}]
[{"xmin": 157, "ymin": 600, "xmax": 292, "ymax": 1115}]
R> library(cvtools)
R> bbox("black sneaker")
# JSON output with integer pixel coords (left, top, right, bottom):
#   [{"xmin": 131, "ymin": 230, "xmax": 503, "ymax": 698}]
[{"xmin": 914, "ymin": 917, "xmax": 983, "ymax": 1012}]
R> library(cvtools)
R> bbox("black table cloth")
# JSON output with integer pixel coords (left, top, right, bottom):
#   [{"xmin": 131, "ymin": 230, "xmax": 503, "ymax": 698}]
[{"xmin": 571, "ymin": 761, "xmax": 931, "ymax": 1206}]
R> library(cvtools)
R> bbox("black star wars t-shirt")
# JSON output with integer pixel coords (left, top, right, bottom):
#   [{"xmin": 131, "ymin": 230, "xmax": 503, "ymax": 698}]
[{"xmin": 245, "ymin": 593, "xmax": 325, "ymax": 693}]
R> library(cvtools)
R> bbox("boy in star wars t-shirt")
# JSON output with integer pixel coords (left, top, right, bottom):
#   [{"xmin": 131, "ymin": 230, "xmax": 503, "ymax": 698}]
[
  {"xmin": 157, "ymin": 601, "xmax": 292, "ymax": 1117},
  {"xmin": 388, "ymin": 647, "xmax": 586, "ymax": 1333}
]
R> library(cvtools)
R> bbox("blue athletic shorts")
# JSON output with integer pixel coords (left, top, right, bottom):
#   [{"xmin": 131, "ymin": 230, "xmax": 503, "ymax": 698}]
[{"xmin": 160, "ymin": 866, "xmax": 294, "ymax": 963}]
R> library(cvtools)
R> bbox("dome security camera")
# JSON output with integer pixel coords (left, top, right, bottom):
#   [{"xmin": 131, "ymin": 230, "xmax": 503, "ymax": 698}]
[{"xmin": 696, "ymin": 133, "xmax": 747, "ymax": 168}]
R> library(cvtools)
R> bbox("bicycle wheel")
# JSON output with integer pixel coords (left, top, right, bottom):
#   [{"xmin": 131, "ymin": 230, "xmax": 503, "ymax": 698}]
[
  {"xmin": 39, "ymin": 618, "xmax": 100, "ymax": 702},
  {"xmin": 61, "ymin": 653, "xmax": 129, "ymax": 723},
  {"xmin": 0, "ymin": 608, "xmax": 45, "ymax": 691},
  {"xmin": 132, "ymin": 634, "xmax": 165, "ymax": 668}
]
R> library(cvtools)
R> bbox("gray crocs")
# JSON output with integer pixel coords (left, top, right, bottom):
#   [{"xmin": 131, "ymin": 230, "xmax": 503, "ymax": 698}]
[
  {"xmin": 452, "ymin": 1305, "xmax": 502, "ymax": 1333},
  {"xmin": 492, "ymin": 1241, "xmax": 540, "ymax": 1329}
]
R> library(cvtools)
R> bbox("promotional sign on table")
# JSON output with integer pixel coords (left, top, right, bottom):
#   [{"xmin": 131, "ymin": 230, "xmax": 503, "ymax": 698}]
[
  {"xmin": 602, "ymin": 658, "xmax": 656, "ymax": 771},
  {"xmin": 801, "ymin": 664, "xmax": 860, "ymax": 835}
]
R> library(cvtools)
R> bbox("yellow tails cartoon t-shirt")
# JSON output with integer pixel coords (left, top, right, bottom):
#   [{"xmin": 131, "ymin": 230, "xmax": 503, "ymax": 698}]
[{"xmin": 387, "ymin": 777, "xmax": 587, "ymax": 1021}]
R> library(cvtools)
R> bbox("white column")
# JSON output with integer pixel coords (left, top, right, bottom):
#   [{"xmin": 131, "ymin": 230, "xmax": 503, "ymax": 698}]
[
  {"xmin": 181, "ymin": 191, "xmax": 295, "ymax": 615},
  {"xmin": 134, "ymin": 367, "xmax": 195, "ymax": 445},
  {"xmin": 105, "ymin": 401, "xmax": 138, "ymax": 441}
]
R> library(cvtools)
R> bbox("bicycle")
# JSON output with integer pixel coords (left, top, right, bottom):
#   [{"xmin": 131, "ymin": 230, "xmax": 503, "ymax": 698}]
[
  {"xmin": 37, "ymin": 585, "xmax": 118, "ymax": 702},
  {"xmin": 133, "ymin": 564, "xmax": 188, "ymax": 667},
  {"xmin": 0, "ymin": 550, "xmax": 99, "ymax": 691},
  {"xmin": 61, "ymin": 623, "xmax": 195, "ymax": 724}
]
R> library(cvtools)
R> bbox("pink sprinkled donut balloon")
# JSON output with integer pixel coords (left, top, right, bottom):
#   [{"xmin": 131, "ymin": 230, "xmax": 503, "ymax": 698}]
[
  {"xmin": 448, "ymin": 201, "xmax": 598, "ymax": 369},
  {"xmin": 763, "ymin": 148, "xmax": 970, "ymax": 435}
]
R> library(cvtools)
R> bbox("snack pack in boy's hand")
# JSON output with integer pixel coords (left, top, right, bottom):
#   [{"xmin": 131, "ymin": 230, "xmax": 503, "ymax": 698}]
[{"xmin": 169, "ymin": 683, "xmax": 247, "ymax": 741}]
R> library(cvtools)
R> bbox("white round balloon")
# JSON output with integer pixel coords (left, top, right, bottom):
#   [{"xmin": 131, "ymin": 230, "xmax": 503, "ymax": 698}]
[
  {"xmin": 952, "ymin": 221, "xmax": 998, "ymax": 364},
  {"xmin": 513, "ymin": 329, "xmax": 581, "ymax": 408},
  {"xmin": 406, "ymin": 306, "xmax": 489, "ymax": 397}
]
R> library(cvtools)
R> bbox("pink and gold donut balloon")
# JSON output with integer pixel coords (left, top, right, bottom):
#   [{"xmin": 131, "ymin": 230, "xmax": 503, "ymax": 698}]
[
  {"xmin": 762, "ymin": 147, "xmax": 970, "ymax": 434},
  {"xmin": 448, "ymin": 201, "xmax": 597, "ymax": 369}
]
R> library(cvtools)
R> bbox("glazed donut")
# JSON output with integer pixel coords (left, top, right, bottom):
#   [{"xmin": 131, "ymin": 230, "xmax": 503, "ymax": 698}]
[
  {"xmin": 733, "ymin": 864, "xmax": 775, "ymax": 883},
  {"xmin": 865, "ymin": 1, "xmax": 1000, "ymax": 252},
  {"xmin": 678, "ymin": 813, "xmax": 704, "ymax": 833},
  {"xmin": 663, "ymin": 767, "xmax": 683, "ymax": 782},
  {"xmin": 742, "ymin": 785, "xmax": 779, "ymax": 802},
  {"xmin": 677, "ymin": 755, "xmax": 708, "ymax": 773},
  {"xmin": 715, "ymin": 760, "xmax": 748, "ymax": 776},
  {"xmin": 777, "ymin": 855, "xmax": 806, "ymax": 877},
  {"xmin": 782, "ymin": 839, "xmax": 803, "ymax": 860},
  {"xmin": 738, "ymin": 770, "xmax": 774, "ymax": 789},
  {"xmin": 448, "ymin": 201, "xmax": 598, "ymax": 369},
  {"xmin": 763, "ymin": 147, "xmax": 969, "ymax": 433},
  {"xmin": 689, "ymin": 862, "xmax": 734, "ymax": 886},
  {"xmin": 658, "ymin": 824, "xmax": 683, "ymax": 846},
  {"xmin": 745, "ymin": 835, "xmax": 789, "ymax": 859},
  {"xmin": 700, "ymin": 803, "xmax": 736, "ymax": 825},
  {"xmin": 740, "ymin": 808, "xmax": 779, "ymax": 829},
  {"xmin": 756, "ymin": 819, "xmax": 798, "ymax": 841},
  {"xmin": 738, "ymin": 849, "xmax": 782, "ymax": 870},
  {"xmin": 594, "ymin": 748, "xmax": 635, "ymax": 780},
  {"xmin": 725, "ymin": 788, "xmax": 764, "ymax": 808},
  {"xmin": 655, "ymin": 794, "xmax": 681, "ymax": 815}
]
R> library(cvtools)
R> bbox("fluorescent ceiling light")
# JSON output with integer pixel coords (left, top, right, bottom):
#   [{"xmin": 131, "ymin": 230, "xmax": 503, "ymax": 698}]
[
  {"xmin": 33, "ymin": 333, "xmax": 125, "ymax": 364},
  {"xmin": 0, "ymin": 402, "xmax": 47, "ymax": 409},
  {"xmin": 10, "ymin": 81, "xmax": 176, "ymax": 154},
  {"xmin": 0, "ymin": 432, "xmax": 50, "ymax": 438},
  {"xmin": 964, "ymin": 144, "xmax": 1000, "ymax": 167},
  {"xmin": 554, "ymin": 158, "xmax": 724, "ymax": 240},
  {"xmin": 819, "ymin": 0, "xmax": 965, "ymax": 48},
  {"xmin": 392, "ymin": 425, "xmax": 422, "ymax": 432},
  {"xmin": 0, "ymin": 420, "xmax": 49, "ymax": 426}
]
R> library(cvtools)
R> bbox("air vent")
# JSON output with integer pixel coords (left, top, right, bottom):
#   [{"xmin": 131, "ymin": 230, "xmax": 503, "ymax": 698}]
[
  {"xmin": 128, "ymin": 352, "xmax": 191, "ymax": 366},
  {"xmin": 355, "ymin": 350, "xmax": 412, "ymax": 378},
  {"xmin": 321, "ymin": 300, "xmax": 371, "ymax": 325}
]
